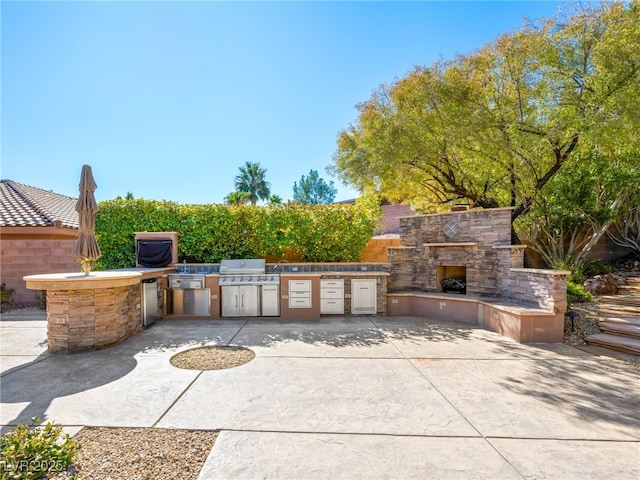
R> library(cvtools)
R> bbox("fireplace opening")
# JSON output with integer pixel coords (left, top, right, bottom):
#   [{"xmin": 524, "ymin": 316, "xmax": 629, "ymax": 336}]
[{"xmin": 437, "ymin": 266, "xmax": 467, "ymax": 294}]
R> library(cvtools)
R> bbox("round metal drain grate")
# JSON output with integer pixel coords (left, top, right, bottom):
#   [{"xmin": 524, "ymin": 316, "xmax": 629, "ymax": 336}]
[{"xmin": 170, "ymin": 346, "xmax": 255, "ymax": 371}]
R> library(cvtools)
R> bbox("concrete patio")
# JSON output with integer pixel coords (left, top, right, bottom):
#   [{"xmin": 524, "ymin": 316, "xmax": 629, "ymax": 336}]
[{"xmin": 1, "ymin": 309, "xmax": 639, "ymax": 479}]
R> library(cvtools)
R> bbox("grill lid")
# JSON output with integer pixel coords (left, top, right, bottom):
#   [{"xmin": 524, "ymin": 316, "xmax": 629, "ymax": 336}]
[{"xmin": 219, "ymin": 259, "xmax": 266, "ymax": 275}]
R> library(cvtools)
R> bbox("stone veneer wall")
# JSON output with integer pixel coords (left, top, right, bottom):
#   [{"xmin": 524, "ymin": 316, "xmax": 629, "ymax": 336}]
[
  {"xmin": 504, "ymin": 269, "xmax": 569, "ymax": 313},
  {"xmin": 47, "ymin": 284, "xmax": 141, "ymax": 353},
  {"xmin": 387, "ymin": 247, "xmax": 414, "ymax": 292}
]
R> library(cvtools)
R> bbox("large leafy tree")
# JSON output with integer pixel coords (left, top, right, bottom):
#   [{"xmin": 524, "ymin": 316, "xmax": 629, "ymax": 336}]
[
  {"xmin": 331, "ymin": 2, "xmax": 639, "ymax": 229},
  {"xmin": 293, "ymin": 169, "xmax": 338, "ymax": 204},
  {"xmin": 234, "ymin": 161, "xmax": 271, "ymax": 206},
  {"xmin": 516, "ymin": 152, "xmax": 640, "ymax": 270}
]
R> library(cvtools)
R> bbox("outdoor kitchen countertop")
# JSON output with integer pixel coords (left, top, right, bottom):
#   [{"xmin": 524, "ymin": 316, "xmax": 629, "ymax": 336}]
[
  {"xmin": 189, "ymin": 271, "xmax": 390, "ymax": 277},
  {"xmin": 24, "ymin": 271, "xmax": 143, "ymax": 290},
  {"xmin": 24, "ymin": 267, "xmax": 176, "ymax": 290}
]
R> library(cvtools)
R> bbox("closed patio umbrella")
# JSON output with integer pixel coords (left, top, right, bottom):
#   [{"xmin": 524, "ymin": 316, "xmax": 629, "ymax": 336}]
[{"xmin": 71, "ymin": 165, "xmax": 102, "ymax": 274}]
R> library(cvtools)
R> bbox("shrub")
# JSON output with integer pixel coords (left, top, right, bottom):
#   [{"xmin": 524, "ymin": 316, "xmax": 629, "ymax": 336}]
[
  {"xmin": 581, "ymin": 260, "xmax": 613, "ymax": 278},
  {"xmin": 0, "ymin": 283, "xmax": 14, "ymax": 312},
  {"xmin": 94, "ymin": 197, "xmax": 381, "ymax": 269},
  {"xmin": 0, "ymin": 417, "xmax": 80, "ymax": 480},
  {"xmin": 567, "ymin": 281, "xmax": 594, "ymax": 307}
]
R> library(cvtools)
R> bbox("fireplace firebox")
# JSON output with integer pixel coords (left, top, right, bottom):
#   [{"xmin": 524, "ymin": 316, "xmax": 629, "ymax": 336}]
[{"xmin": 437, "ymin": 266, "xmax": 467, "ymax": 294}]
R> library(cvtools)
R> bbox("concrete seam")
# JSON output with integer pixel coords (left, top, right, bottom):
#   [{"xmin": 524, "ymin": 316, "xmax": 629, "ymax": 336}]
[
  {"xmin": 226, "ymin": 319, "xmax": 251, "ymax": 346},
  {"xmin": 152, "ymin": 370, "xmax": 204, "ymax": 428}
]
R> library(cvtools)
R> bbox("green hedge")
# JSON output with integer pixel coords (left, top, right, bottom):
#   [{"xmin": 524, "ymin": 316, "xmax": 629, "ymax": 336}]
[{"xmin": 94, "ymin": 198, "xmax": 380, "ymax": 269}]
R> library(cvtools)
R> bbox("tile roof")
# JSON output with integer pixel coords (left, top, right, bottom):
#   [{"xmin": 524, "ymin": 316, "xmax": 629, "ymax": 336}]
[{"xmin": 0, "ymin": 180, "xmax": 79, "ymax": 229}]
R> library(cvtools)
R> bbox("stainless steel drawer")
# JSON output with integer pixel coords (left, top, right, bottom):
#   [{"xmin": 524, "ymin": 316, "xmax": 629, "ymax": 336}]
[
  {"xmin": 289, "ymin": 297, "xmax": 311, "ymax": 308},
  {"xmin": 320, "ymin": 298, "xmax": 344, "ymax": 314},
  {"xmin": 320, "ymin": 288, "xmax": 343, "ymax": 299}
]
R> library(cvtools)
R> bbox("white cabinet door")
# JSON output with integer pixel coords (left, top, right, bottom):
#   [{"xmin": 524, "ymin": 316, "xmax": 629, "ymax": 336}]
[{"xmin": 351, "ymin": 279, "xmax": 377, "ymax": 314}]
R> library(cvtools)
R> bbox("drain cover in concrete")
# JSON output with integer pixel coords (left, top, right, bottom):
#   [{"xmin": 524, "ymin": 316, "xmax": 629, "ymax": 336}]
[{"xmin": 170, "ymin": 346, "xmax": 255, "ymax": 370}]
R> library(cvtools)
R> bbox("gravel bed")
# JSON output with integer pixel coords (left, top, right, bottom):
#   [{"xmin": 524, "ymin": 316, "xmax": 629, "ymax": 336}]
[
  {"xmin": 170, "ymin": 346, "xmax": 255, "ymax": 370},
  {"xmin": 563, "ymin": 301, "xmax": 602, "ymax": 346},
  {"xmin": 51, "ymin": 427, "xmax": 218, "ymax": 480}
]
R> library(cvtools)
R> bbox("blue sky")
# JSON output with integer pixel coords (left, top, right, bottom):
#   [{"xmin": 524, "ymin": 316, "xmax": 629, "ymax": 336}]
[{"xmin": 2, "ymin": 1, "xmax": 564, "ymax": 205}]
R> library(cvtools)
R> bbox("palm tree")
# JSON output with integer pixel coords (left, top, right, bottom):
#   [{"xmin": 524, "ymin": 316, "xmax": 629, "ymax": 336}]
[
  {"xmin": 224, "ymin": 191, "xmax": 251, "ymax": 206},
  {"xmin": 234, "ymin": 161, "xmax": 271, "ymax": 206},
  {"xmin": 268, "ymin": 194, "xmax": 283, "ymax": 205}
]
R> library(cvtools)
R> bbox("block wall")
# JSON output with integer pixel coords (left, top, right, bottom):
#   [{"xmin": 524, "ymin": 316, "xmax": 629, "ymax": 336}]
[
  {"xmin": 361, "ymin": 238, "xmax": 400, "ymax": 263},
  {"xmin": 1, "ymin": 238, "xmax": 80, "ymax": 306}
]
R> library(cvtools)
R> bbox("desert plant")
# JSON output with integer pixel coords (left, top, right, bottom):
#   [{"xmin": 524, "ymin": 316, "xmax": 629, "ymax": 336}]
[
  {"xmin": 566, "ymin": 281, "xmax": 594, "ymax": 307},
  {"xmin": 0, "ymin": 417, "xmax": 80, "ymax": 480}
]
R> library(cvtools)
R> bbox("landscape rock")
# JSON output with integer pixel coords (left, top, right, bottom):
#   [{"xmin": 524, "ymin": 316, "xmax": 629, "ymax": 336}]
[{"xmin": 582, "ymin": 273, "xmax": 625, "ymax": 295}]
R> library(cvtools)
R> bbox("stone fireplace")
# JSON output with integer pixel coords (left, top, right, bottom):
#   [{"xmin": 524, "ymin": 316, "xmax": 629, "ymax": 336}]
[{"xmin": 387, "ymin": 208, "xmax": 570, "ymax": 343}]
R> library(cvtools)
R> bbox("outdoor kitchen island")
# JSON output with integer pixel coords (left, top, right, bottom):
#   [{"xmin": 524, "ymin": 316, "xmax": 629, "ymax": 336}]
[
  {"xmin": 164, "ymin": 262, "xmax": 390, "ymax": 321},
  {"xmin": 24, "ymin": 267, "xmax": 174, "ymax": 353}
]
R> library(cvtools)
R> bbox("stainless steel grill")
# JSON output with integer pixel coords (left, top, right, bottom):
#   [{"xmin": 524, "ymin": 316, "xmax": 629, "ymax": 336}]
[
  {"xmin": 219, "ymin": 259, "xmax": 280, "ymax": 317},
  {"xmin": 218, "ymin": 259, "xmax": 280, "ymax": 286}
]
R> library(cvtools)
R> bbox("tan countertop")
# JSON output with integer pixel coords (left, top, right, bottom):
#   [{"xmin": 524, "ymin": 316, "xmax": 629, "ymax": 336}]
[
  {"xmin": 24, "ymin": 271, "xmax": 143, "ymax": 290},
  {"xmin": 24, "ymin": 267, "xmax": 175, "ymax": 290}
]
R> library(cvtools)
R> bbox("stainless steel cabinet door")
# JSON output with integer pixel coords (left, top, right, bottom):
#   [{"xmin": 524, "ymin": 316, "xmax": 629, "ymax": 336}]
[
  {"xmin": 222, "ymin": 285, "xmax": 260, "ymax": 317},
  {"xmin": 239, "ymin": 285, "xmax": 260, "ymax": 316},
  {"xmin": 351, "ymin": 279, "xmax": 377, "ymax": 314},
  {"xmin": 169, "ymin": 289, "xmax": 210, "ymax": 315},
  {"xmin": 190, "ymin": 289, "xmax": 211, "ymax": 315},
  {"xmin": 261, "ymin": 285, "xmax": 280, "ymax": 316},
  {"xmin": 221, "ymin": 286, "xmax": 239, "ymax": 317}
]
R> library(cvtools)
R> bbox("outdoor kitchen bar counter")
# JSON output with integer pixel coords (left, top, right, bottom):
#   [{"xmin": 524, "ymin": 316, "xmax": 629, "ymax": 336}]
[{"xmin": 24, "ymin": 267, "xmax": 174, "ymax": 353}]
